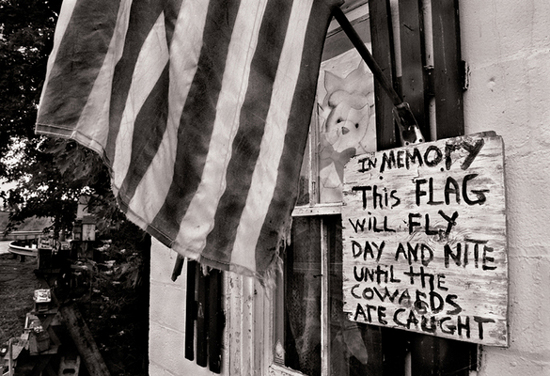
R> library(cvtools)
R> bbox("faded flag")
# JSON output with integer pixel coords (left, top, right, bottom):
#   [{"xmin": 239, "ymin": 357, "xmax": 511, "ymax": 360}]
[{"xmin": 36, "ymin": 0, "xmax": 340, "ymax": 281}]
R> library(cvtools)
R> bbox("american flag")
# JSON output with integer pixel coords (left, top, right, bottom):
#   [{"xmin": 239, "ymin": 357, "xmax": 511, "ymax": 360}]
[{"xmin": 36, "ymin": 0, "xmax": 340, "ymax": 280}]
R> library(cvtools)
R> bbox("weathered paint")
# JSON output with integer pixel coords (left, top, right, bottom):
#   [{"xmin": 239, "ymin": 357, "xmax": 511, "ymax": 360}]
[{"xmin": 342, "ymin": 134, "xmax": 508, "ymax": 346}]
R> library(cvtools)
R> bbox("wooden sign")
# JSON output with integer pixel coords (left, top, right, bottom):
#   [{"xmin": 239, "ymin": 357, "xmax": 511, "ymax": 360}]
[{"xmin": 342, "ymin": 133, "xmax": 508, "ymax": 347}]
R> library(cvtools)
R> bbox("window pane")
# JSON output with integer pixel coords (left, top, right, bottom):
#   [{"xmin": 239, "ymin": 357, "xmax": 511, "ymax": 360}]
[
  {"xmin": 327, "ymin": 216, "xmax": 381, "ymax": 376},
  {"xmin": 284, "ymin": 217, "xmax": 322, "ymax": 375},
  {"xmin": 317, "ymin": 47, "xmax": 377, "ymax": 203}
]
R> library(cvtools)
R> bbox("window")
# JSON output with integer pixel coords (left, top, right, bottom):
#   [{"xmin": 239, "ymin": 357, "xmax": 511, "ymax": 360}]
[
  {"xmin": 272, "ymin": 1, "xmax": 477, "ymax": 375},
  {"xmin": 277, "ymin": 216, "xmax": 383, "ymax": 376},
  {"xmin": 273, "ymin": 4, "xmax": 378, "ymax": 375}
]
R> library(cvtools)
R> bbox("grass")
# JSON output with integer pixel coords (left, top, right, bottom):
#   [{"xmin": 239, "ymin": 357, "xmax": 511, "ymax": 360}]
[{"xmin": 0, "ymin": 253, "xmax": 41, "ymax": 344}]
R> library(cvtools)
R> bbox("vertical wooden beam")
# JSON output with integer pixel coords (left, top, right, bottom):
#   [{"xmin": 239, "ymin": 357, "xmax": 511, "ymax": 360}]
[
  {"xmin": 369, "ymin": 2, "xmax": 407, "ymax": 374},
  {"xmin": 320, "ymin": 219, "xmax": 329, "ymax": 376},
  {"xmin": 242, "ymin": 276, "xmax": 255, "ymax": 376},
  {"xmin": 7, "ymin": 339, "xmax": 14, "ymax": 376},
  {"xmin": 253, "ymin": 280, "xmax": 270, "ymax": 374},
  {"xmin": 369, "ymin": 0, "xmax": 399, "ymax": 150},
  {"xmin": 59, "ymin": 305, "xmax": 111, "ymax": 376},
  {"xmin": 222, "ymin": 272, "xmax": 231, "ymax": 374},
  {"xmin": 409, "ymin": 3, "xmax": 476, "ymax": 375},
  {"xmin": 273, "ymin": 265, "xmax": 285, "ymax": 365},
  {"xmin": 361, "ymin": 326, "xmax": 384, "ymax": 375},
  {"xmin": 399, "ymin": 0, "xmax": 429, "ymax": 139},
  {"xmin": 381, "ymin": 327, "xmax": 408, "ymax": 376},
  {"xmin": 226, "ymin": 273, "xmax": 255, "ymax": 376},
  {"xmin": 411, "ymin": 333, "xmax": 475, "ymax": 376},
  {"xmin": 196, "ymin": 265, "xmax": 208, "ymax": 367},
  {"xmin": 228, "ymin": 273, "xmax": 243, "ymax": 376},
  {"xmin": 431, "ymin": 0, "xmax": 464, "ymax": 139},
  {"xmin": 184, "ymin": 260, "xmax": 197, "ymax": 361},
  {"xmin": 208, "ymin": 269, "xmax": 223, "ymax": 373},
  {"xmin": 410, "ymin": 333, "xmax": 436, "ymax": 375}
]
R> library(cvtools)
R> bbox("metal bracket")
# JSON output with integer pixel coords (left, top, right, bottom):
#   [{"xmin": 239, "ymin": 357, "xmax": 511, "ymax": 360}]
[{"xmin": 392, "ymin": 102, "xmax": 425, "ymax": 145}]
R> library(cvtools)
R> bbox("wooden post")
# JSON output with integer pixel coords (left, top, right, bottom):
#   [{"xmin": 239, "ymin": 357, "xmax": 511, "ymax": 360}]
[
  {"xmin": 196, "ymin": 265, "xmax": 208, "ymax": 367},
  {"xmin": 7, "ymin": 338, "xmax": 14, "ymax": 376},
  {"xmin": 369, "ymin": 0, "xmax": 399, "ymax": 150},
  {"xmin": 399, "ymin": 0, "xmax": 428, "ymax": 138},
  {"xmin": 59, "ymin": 305, "xmax": 111, "ymax": 376},
  {"xmin": 364, "ymin": 1, "xmax": 477, "ymax": 374},
  {"xmin": 431, "ymin": 0, "xmax": 464, "ymax": 139},
  {"xmin": 185, "ymin": 260, "xmax": 197, "ymax": 361},
  {"xmin": 207, "ymin": 269, "xmax": 223, "ymax": 373}
]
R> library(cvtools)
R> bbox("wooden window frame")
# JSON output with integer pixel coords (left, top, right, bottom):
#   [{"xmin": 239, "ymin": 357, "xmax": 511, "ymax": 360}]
[
  {"xmin": 268, "ymin": 3, "xmax": 372, "ymax": 375},
  {"xmin": 265, "ymin": 1, "xmax": 479, "ymax": 376}
]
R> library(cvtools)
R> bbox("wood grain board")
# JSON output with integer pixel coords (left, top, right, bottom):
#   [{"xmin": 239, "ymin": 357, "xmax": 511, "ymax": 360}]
[{"xmin": 342, "ymin": 133, "xmax": 508, "ymax": 347}]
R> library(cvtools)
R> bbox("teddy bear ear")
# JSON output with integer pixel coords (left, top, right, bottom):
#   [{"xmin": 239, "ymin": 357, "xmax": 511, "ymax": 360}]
[
  {"xmin": 324, "ymin": 70, "xmax": 342, "ymax": 94},
  {"xmin": 345, "ymin": 62, "xmax": 374, "ymax": 95},
  {"xmin": 328, "ymin": 90, "xmax": 369, "ymax": 109}
]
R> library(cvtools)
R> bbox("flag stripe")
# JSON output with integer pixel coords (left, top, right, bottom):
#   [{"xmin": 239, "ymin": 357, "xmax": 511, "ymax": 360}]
[
  {"xmin": 113, "ymin": 14, "xmax": 169, "ymax": 198},
  {"xmin": 39, "ymin": 0, "xmax": 78, "ymax": 113},
  {"xmin": 71, "ymin": 0, "xmax": 133, "ymax": 154},
  {"xmin": 104, "ymin": 0, "xmax": 167, "ymax": 165},
  {"xmin": 199, "ymin": 0, "xmax": 294, "ymax": 268},
  {"xmin": 116, "ymin": 64, "xmax": 170, "ymax": 203},
  {"xmin": 172, "ymin": 0, "xmax": 268, "ymax": 255},
  {"xmin": 37, "ymin": 0, "xmax": 122, "ymax": 131},
  {"xmin": 254, "ymin": 0, "xmax": 335, "ymax": 273},
  {"xmin": 148, "ymin": 0, "xmax": 242, "ymax": 244},
  {"xmin": 36, "ymin": 0, "xmax": 342, "ymax": 280},
  {"xmin": 230, "ymin": 0, "xmax": 318, "ymax": 273},
  {"xmin": 125, "ymin": 0, "xmax": 211, "ymax": 231},
  {"xmin": 162, "ymin": 0, "xmax": 184, "ymax": 46}
]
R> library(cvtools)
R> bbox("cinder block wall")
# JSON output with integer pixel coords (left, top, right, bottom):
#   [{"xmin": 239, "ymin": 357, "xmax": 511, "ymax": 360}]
[
  {"xmin": 461, "ymin": 0, "xmax": 550, "ymax": 374},
  {"xmin": 149, "ymin": 240, "xmax": 217, "ymax": 376}
]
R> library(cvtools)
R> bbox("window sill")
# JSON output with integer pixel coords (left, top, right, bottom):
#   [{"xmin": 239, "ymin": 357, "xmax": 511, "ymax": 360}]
[
  {"xmin": 292, "ymin": 202, "xmax": 342, "ymax": 217},
  {"xmin": 269, "ymin": 363, "xmax": 310, "ymax": 376}
]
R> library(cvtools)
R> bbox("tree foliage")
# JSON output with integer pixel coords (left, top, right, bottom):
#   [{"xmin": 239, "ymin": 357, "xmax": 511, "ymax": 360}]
[
  {"xmin": 0, "ymin": 0, "xmax": 145, "ymax": 243},
  {"xmin": 1, "ymin": 6, "xmax": 149, "ymax": 373},
  {"xmin": 3, "ymin": 137, "xmax": 122, "ymax": 236},
  {"xmin": 0, "ymin": 0, "xmax": 61, "ymax": 161}
]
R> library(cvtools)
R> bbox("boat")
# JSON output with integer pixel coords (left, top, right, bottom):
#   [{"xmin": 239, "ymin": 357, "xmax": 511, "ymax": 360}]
[{"xmin": 8, "ymin": 241, "xmax": 38, "ymax": 257}]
